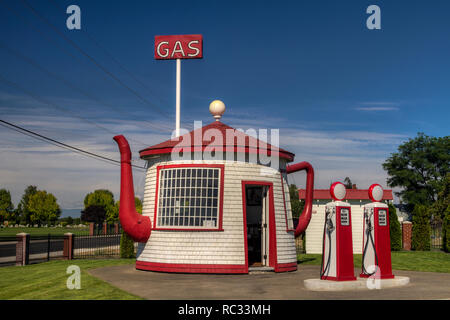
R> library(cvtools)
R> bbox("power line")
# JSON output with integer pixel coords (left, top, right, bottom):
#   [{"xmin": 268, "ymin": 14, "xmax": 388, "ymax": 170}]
[
  {"xmin": 0, "ymin": 0, "xmax": 82, "ymax": 64},
  {"xmin": 0, "ymin": 73, "xmax": 130, "ymax": 138},
  {"xmin": 0, "ymin": 41, "xmax": 171, "ymax": 136},
  {"xmin": 19, "ymin": 0, "xmax": 171, "ymax": 119},
  {"xmin": 0, "ymin": 118, "xmax": 146, "ymax": 171},
  {"xmin": 0, "ymin": 1, "xmax": 174, "ymax": 133},
  {"xmin": 47, "ymin": 0, "xmax": 171, "ymax": 112},
  {"xmin": 48, "ymin": 0, "xmax": 198, "ymax": 124}
]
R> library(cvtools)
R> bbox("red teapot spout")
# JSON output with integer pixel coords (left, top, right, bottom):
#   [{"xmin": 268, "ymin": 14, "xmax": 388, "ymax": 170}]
[{"xmin": 113, "ymin": 135, "xmax": 151, "ymax": 242}]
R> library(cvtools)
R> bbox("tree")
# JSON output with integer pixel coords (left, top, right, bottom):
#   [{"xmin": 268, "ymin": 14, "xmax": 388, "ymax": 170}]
[
  {"xmin": 80, "ymin": 205, "xmax": 106, "ymax": 224},
  {"xmin": 429, "ymin": 173, "xmax": 450, "ymax": 251},
  {"xmin": 411, "ymin": 205, "xmax": 431, "ymax": 251},
  {"xmin": 0, "ymin": 189, "xmax": 14, "ymax": 223},
  {"xmin": 443, "ymin": 207, "xmax": 450, "ymax": 253},
  {"xmin": 27, "ymin": 190, "xmax": 61, "ymax": 226},
  {"xmin": 84, "ymin": 189, "xmax": 116, "ymax": 223},
  {"xmin": 16, "ymin": 185, "xmax": 37, "ymax": 224},
  {"xmin": 382, "ymin": 133, "xmax": 449, "ymax": 211},
  {"xmin": 429, "ymin": 173, "xmax": 450, "ymax": 221},
  {"xmin": 289, "ymin": 184, "xmax": 304, "ymax": 219},
  {"xmin": 388, "ymin": 203, "xmax": 402, "ymax": 251},
  {"xmin": 135, "ymin": 197, "xmax": 143, "ymax": 213},
  {"xmin": 119, "ymin": 197, "xmax": 142, "ymax": 258},
  {"xmin": 343, "ymin": 177, "xmax": 353, "ymax": 189}
]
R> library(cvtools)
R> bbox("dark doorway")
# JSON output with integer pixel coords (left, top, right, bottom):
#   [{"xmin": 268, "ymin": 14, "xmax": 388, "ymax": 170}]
[{"xmin": 245, "ymin": 186, "xmax": 264, "ymax": 266}]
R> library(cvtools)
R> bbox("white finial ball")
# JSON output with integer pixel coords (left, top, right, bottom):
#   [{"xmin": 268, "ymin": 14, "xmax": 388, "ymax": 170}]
[{"xmin": 209, "ymin": 100, "xmax": 226, "ymax": 121}]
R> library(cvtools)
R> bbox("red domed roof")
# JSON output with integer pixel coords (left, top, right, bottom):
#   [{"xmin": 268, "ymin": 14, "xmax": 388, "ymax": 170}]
[{"xmin": 139, "ymin": 121, "xmax": 295, "ymax": 161}]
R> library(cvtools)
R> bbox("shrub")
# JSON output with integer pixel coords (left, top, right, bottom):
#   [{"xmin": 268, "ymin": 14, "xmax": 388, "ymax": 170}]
[
  {"xmin": 443, "ymin": 207, "xmax": 450, "ymax": 253},
  {"xmin": 119, "ymin": 197, "xmax": 142, "ymax": 258},
  {"xmin": 289, "ymin": 184, "xmax": 304, "ymax": 218},
  {"xmin": 120, "ymin": 231, "xmax": 135, "ymax": 258},
  {"xmin": 302, "ymin": 233, "xmax": 306, "ymax": 253},
  {"xmin": 388, "ymin": 204, "xmax": 402, "ymax": 251},
  {"xmin": 411, "ymin": 205, "xmax": 431, "ymax": 251}
]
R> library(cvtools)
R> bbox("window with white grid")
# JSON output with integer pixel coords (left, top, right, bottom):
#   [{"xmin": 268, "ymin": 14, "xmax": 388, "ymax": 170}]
[{"xmin": 156, "ymin": 167, "xmax": 221, "ymax": 229}]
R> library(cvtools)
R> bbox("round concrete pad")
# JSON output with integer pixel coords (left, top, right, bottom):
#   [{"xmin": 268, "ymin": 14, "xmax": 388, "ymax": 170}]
[
  {"xmin": 304, "ymin": 276, "xmax": 410, "ymax": 291},
  {"xmin": 88, "ymin": 265, "xmax": 449, "ymax": 299}
]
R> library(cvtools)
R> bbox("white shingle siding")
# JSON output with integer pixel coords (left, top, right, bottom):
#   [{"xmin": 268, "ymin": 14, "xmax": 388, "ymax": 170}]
[{"xmin": 137, "ymin": 159, "xmax": 296, "ymax": 266}]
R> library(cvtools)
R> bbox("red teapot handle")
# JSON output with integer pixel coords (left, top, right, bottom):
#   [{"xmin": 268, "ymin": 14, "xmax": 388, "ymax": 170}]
[{"xmin": 286, "ymin": 162, "xmax": 315, "ymax": 238}]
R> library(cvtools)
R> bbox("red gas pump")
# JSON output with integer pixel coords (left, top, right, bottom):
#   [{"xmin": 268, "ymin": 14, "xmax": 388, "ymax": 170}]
[
  {"xmin": 320, "ymin": 182, "xmax": 356, "ymax": 281},
  {"xmin": 360, "ymin": 184, "xmax": 394, "ymax": 279}
]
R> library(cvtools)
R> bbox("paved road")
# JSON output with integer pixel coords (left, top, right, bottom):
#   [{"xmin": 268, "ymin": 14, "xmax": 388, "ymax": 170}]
[{"xmin": 88, "ymin": 264, "xmax": 450, "ymax": 300}]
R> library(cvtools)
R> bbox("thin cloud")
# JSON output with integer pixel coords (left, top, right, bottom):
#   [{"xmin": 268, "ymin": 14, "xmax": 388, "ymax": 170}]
[
  {"xmin": 0, "ymin": 99, "xmax": 412, "ymax": 208},
  {"xmin": 356, "ymin": 107, "xmax": 399, "ymax": 111},
  {"xmin": 355, "ymin": 101, "xmax": 401, "ymax": 111}
]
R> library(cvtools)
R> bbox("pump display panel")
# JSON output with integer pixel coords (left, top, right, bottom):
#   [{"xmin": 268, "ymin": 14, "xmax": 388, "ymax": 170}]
[
  {"xmin": 340, "ymin": 208, "xmax": 350, "ymax": 226},
  {"xmin": 378, "ymin": 209, "xmax": 387, "ymax": 226}
]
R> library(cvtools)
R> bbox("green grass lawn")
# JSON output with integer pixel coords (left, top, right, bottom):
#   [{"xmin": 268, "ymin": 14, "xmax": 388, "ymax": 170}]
[
  {"xmin": 297, "ymin": 250, "xmax": 450, "ymax": 273},
  {"xmin": 0, "ymin": 227, "xmax": 89, "ymax": 237},
  {"xmin": 0, "ymin": 259, "xmax": 142, "ymax": 300},
  {"xmin": 1, "ymin": 251, "xmax": 448, "ymax": 300}
]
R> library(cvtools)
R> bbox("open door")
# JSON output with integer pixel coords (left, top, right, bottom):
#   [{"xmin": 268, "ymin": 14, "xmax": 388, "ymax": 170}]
[{"xmin": 244, "ymin": 184, "xmax": 270, "ymax": 267}]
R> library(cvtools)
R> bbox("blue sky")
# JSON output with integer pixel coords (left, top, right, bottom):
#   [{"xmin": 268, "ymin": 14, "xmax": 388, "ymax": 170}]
[{"xmin": 0, "ymin": 0, "xmax": 449, "ymax": 209}]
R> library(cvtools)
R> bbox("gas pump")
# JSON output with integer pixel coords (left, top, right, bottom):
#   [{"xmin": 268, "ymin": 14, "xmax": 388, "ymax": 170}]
[
  {"xmin": 320, "ymin": 182, "xmax": 356, "ymax": 281},
  {"xmin": 360, "ymin": 184, "xmax": 395, "ymax": 279}
]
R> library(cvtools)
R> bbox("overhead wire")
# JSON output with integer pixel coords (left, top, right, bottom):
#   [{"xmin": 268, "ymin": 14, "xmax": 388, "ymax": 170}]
[
  {"xmin": 47, "ymin": 0, "xmax": 171, "ymax": 113},
  {"xmin": 0, "ymin": 74, "xmax": 151, "ymax": 165},
  {"xmin": 42, "ymin": 0, "xmax": 197, "ymax": 125},
  {"xmin": 0, "ymin": 0, "xmax": 83, "ymax": 64},
  {"xmin": 0, "ymin": 42, "xmax": 169, "ymax": 142},
  {"xmin": 0, "ymin": 119, "xmax": 146, "ymax": 172},
  {"xmin": 0, "ymin": 0, "xmax": 174, "ymax": 134},
  {"xmin": 19, "ymin": 0, "xmax": 172, "ymax": 120},
  {"xmin": 3, "ymin": 0, "xmax": 199, "ymax": 133},
  {"xmin": 0, "ymin": 73, "xmax": 130, "ymax": 138}
]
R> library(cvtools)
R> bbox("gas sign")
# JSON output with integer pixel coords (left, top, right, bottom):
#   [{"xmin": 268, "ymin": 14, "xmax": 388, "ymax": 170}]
[{"xmin": 154, "ymin": 34, "xmax": 203, "ymax": 60}]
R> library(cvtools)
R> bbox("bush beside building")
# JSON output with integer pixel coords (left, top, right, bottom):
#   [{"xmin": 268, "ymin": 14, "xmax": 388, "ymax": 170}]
[{"xmin": 412, "ymin": 205, "xmax": 431, "ymax": 251}]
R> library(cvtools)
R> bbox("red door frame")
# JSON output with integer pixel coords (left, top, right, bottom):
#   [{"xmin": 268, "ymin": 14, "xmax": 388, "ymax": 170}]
[{"xmin": 241, "ymin": 181, "xmax": 277, "ymax": 271}]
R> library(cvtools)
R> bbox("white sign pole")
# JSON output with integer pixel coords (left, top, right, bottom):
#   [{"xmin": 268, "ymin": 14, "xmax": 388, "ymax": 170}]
[{"xmin": 176, "ymin": 58, "xmax": 181, "ymax": 137}]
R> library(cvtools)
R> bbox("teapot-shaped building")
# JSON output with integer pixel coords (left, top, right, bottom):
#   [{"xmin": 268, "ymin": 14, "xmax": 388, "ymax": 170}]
[{"xmin": 113, "ymin": 101, "xmax": 314, "ymax": 273}]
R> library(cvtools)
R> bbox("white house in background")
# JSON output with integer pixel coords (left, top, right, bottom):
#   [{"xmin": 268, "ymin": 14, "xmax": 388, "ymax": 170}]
[{"xmin": 298, "ymin": 187, "xmax": 393, "ymax": 254}]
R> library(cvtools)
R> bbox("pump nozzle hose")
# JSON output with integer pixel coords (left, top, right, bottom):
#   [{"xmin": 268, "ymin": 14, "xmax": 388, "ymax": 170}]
[
  {"xmin": 320, "ymin": 211, "xmax": 334, "ymax": 279},
  {"xmin": 361, "ymin": 212, "xmax": 379, "ymax": 276}
]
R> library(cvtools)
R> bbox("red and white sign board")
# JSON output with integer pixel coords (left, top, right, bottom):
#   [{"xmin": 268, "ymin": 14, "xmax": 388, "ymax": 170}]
[{"xmin": 154, "ymin": 34, "xmax": 203, "ymax": 60}]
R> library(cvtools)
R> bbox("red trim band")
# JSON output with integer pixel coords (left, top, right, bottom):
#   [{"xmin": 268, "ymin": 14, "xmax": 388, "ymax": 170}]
[
  {"xmin": 275, "ymin": 262, "xmax": 297, "ymax": 272},
  {"xmin": 152, "ymin": 228, "xmax": 224, "ymax": 232},
  {"xmin": 136, "ymin": 261, "xmax": 248, "ymax": 274}
]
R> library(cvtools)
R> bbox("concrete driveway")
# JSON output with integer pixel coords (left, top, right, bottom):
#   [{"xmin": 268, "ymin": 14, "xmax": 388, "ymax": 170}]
[{"xmin": 88, "ymin": 264, "xmax": 450, "ymax": 300}]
